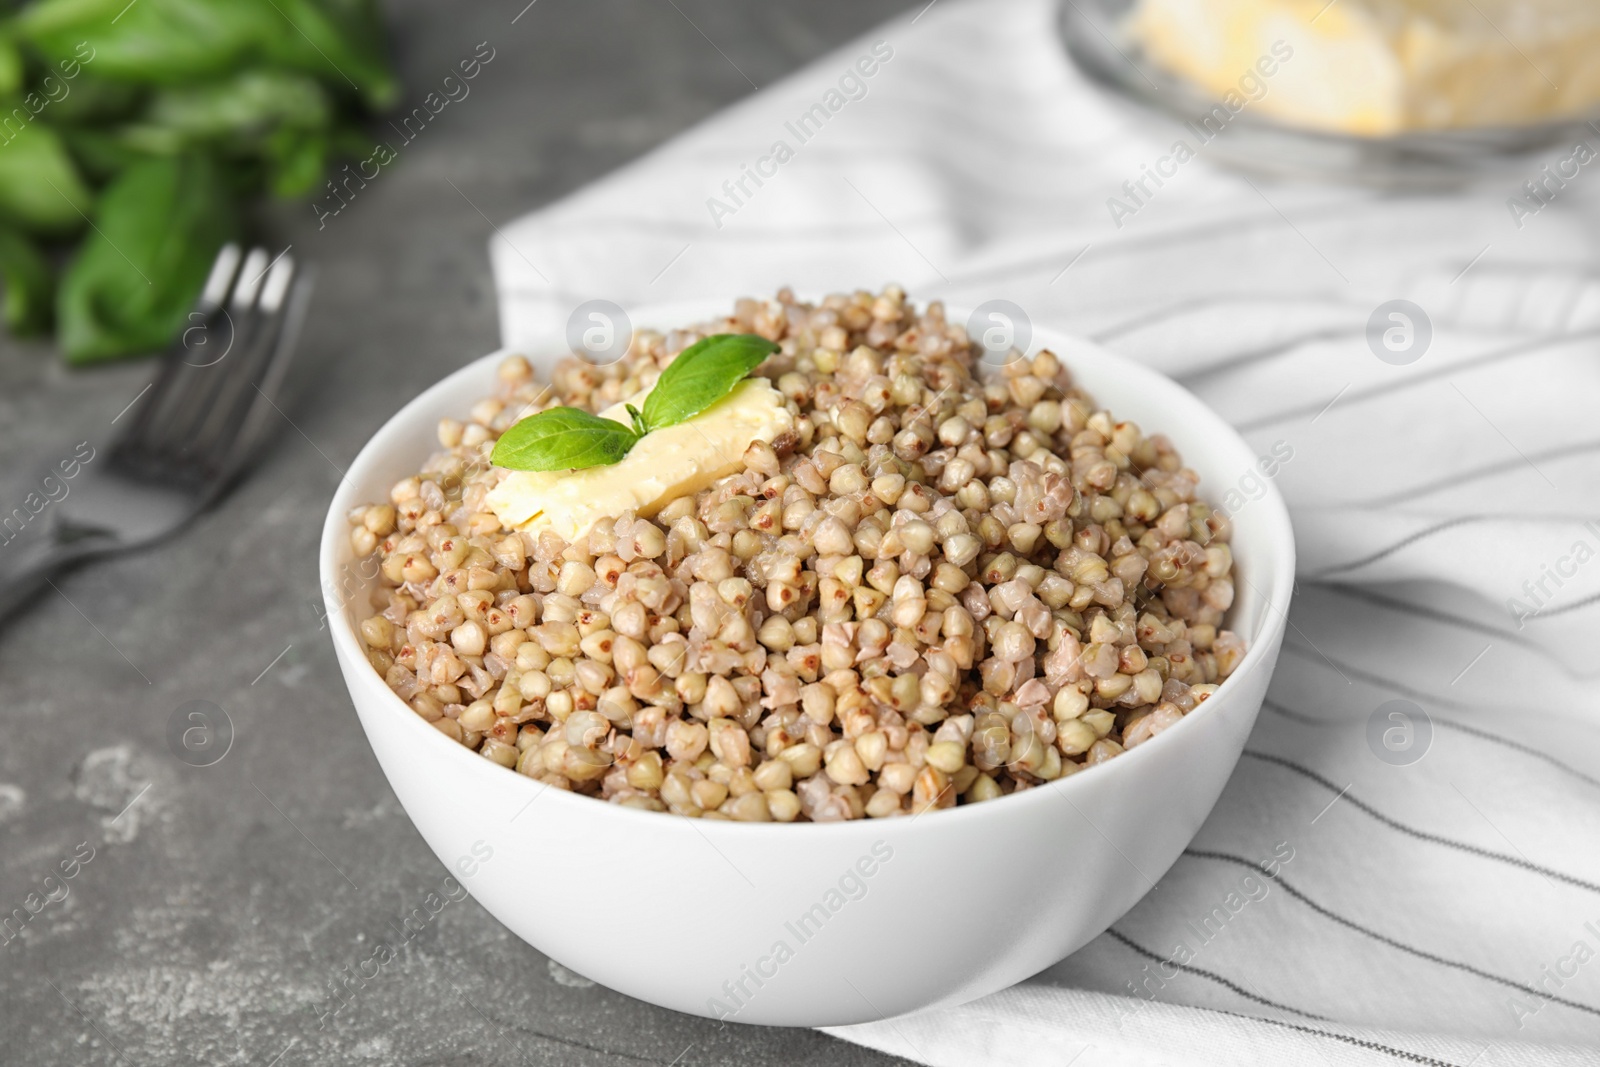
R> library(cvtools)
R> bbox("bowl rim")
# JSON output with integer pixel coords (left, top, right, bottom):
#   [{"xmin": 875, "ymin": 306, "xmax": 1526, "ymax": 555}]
[{"xmin": 319, "ymin": 300, "xmax": 1296, "ymax": 839}]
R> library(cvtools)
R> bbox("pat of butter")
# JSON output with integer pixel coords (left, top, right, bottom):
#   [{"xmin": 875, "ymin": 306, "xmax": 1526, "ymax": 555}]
[
  {"xmin": 1129, "ymin": 0, "xmax": 1600, "ymax": 135},
  {"xmin": 487, "ymin": 378, "xmax": 794, "ymax": 543}
]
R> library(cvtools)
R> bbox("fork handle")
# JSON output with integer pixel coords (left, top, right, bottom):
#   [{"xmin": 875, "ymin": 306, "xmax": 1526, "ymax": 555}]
[{"xmin": 0, "ymin": 531, "xmax": 106, "ymax": 620}]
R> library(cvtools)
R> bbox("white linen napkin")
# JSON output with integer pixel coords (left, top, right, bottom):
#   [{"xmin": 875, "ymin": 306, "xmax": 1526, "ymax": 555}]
[{"xmin": 488, "ymin": 1, "xmax": 1600, "ymax": 1063}]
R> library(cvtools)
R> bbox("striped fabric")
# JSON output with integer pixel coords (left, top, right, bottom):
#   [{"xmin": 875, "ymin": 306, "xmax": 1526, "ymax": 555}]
[{"xmin": 490, "ymin": 0, "xmax": 1600, "ymax": 1062}]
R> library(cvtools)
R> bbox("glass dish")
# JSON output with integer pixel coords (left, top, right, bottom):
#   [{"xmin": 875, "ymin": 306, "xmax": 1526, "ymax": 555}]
[{"xmin": 1057, "ymin": 0, "xmax": 1600, "ymax": 188}]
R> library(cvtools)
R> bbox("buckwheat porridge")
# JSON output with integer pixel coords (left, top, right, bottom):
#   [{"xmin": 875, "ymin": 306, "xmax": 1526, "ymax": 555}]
[{"xmin": 347, "ymin": 287, "xmax": 1245, "ymax": 821}]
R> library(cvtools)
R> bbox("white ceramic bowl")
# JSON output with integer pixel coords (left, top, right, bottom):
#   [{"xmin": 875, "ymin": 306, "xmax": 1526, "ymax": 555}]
[{"xmin": 320, "ymin": 300, "xmax": 1295, "ymax": 1027}]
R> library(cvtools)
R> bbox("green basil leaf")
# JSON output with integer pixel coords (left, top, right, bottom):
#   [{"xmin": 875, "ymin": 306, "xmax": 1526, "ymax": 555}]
[
  {"xmin": 29, "ymin": 78, "xmax": 145, "ymax": 129},
  {"xmin": 114, "ymin": 70, "xmax": 334, "ymax": 188},
  {"xmin": 54, "ymin": 127, "xmax": 149, "ymax": 183},
  {"xmin": 58, "ymin": 152, "xmax": 235, "ymax": 364},
  {"xmin": 0, "ymin": 32, "xmax": 22, "ymax": 98},
  {"xmin": 0, "ymin": 227, "xmax": 54, "ymax": 336},
  {"xmin": 491, "ymin": 407, "xmax": 640, "ymax": 473},
  {"xmin": 18, "ymin": 0, "xmax": 397, "ymax": 109},
  {"xmin": 0, "ymin": 123, "xmax": 93, "ymax": 236},
  {"xmin": 264, "ymin": 127, "xmax": 329, "ymax": 198},
  {"xmin": 262, "ymin": 0, "xmax": 398, "ymax": 109},
  {"xmin": 136, "ymin": 70, "xmax": 333, "ymax": 142},
  {"xmin": 19, "ymin": 0, "xmax": 276, "ymax": 85},
  {"xmin": 641, "ymin": 333, "xmax": 779, "ymax": 431}
]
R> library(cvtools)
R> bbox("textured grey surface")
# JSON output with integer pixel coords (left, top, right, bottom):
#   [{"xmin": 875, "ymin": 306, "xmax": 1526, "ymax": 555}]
[{"xmin": 0, "ymin": 3, "xmax": 921, "ymax": 1064}]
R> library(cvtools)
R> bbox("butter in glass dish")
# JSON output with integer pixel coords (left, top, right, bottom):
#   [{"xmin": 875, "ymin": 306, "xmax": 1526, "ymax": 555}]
[{"xmin": 1127, "ymin": 0, "xmax": 1600, "ymax": 135}]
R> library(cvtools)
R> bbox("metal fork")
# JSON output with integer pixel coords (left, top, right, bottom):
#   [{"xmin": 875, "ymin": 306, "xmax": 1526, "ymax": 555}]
[{"xmin": 0, "ymin": 244, "xmax": 313, "ymax": 620}]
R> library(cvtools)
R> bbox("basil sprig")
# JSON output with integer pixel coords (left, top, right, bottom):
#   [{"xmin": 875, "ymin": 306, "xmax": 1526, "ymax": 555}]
[{"xmin": 491, "ymin": 332, "xmax": 780, "ymax": 473}]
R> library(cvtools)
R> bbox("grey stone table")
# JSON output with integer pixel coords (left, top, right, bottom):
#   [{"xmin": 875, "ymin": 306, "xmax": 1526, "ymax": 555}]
[{"xmin": 0, "ymin": 3, "xmax": 920, "ymax": 1063}]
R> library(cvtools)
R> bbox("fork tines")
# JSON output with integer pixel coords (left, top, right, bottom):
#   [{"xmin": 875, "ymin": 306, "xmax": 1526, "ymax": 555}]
[{"xmin": 115, "ymin": 244, "xmax": 309, "ymax": 490}]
